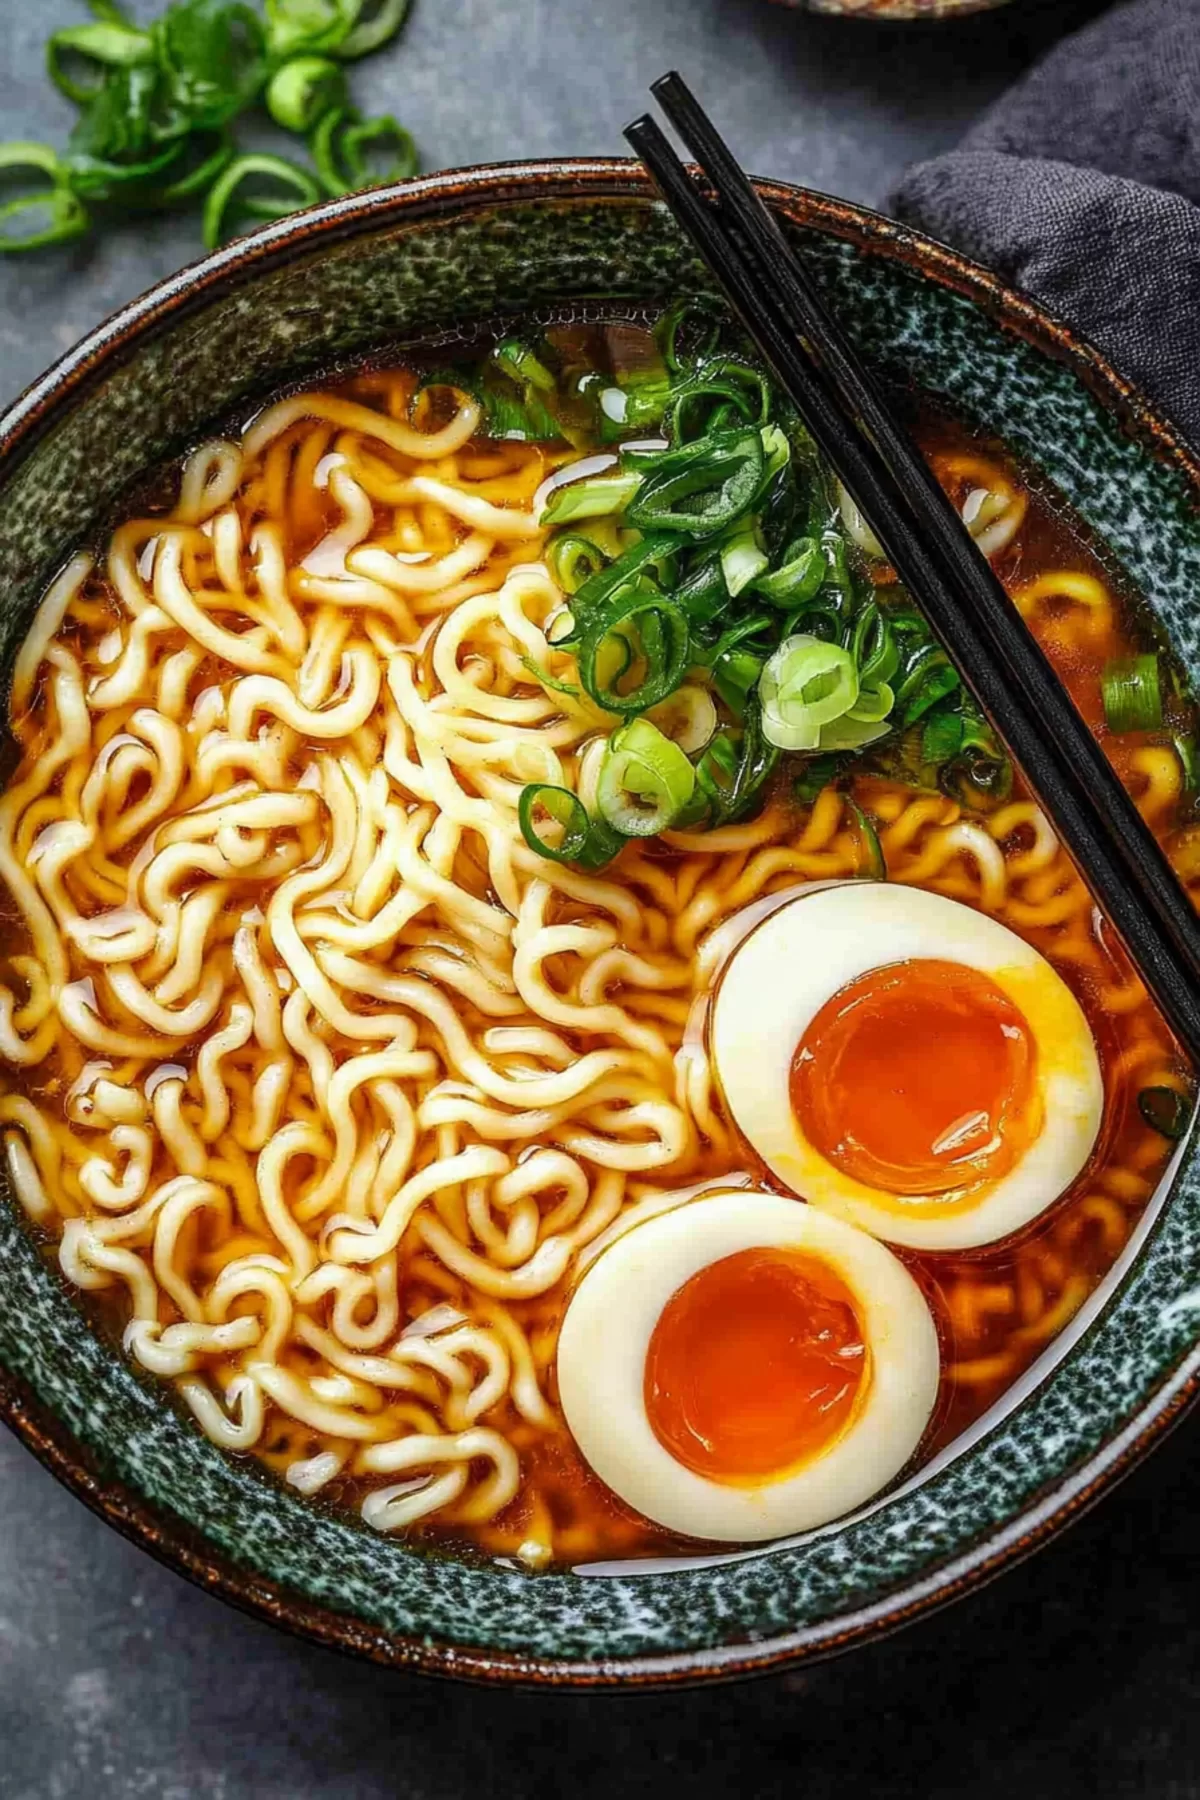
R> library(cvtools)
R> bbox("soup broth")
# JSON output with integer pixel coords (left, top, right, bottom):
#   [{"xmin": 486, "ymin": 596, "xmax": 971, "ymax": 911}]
[{"xmin": 0, "ymin": 317, "xmax": 1192, "ymax": 1569}]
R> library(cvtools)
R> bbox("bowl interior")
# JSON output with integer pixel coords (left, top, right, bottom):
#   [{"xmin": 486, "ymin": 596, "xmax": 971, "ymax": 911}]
[{"xmin": 3, "ymin": 170, "xmax": 1200, "ymax": 1683}]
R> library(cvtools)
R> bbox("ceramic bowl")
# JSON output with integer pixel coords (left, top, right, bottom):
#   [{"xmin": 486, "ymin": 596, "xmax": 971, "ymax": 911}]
[{"xmin": 2, "ymin": 160, "xmax": 1199, "ymax": 1689}]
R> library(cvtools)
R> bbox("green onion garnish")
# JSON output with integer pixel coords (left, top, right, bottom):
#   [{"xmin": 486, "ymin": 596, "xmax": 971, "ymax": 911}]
[
  {"xmin": 596, "ymin": 718, "xmax": 696, "ymax": 837},
  {"xmin": 575, "ymin": 581, "xmax": 691, "ymax": 717},
  {"xmin": 1176, "ymin": 734, "xmax": 1199, "ymax": 792},
  {"xmin": 752, "ymin": 539, "xmax": 824, "ymax": 609},
  {"xmin": 201, "ymin": 151, "xmax": 321, "ymax": 248},
  {"xmin": 719, "ymin": 524, "xmax": 768, "ymax": 598},
  {"xmin": 759, "ymin": 635, "xmax": 859, "ymax": 752},
  {"xmin": 517, "ymin": 785, "xmax": 621, "ymax": 870},
  {"xmin": 547, "ymin": 535, "xmax": 606, "ymax": 597},
  {"xmin": 1102, "ymin": 653, "xmax": 1163, "ymax": 734},
  {"xmin": 540, "ymin": 472, "xmax": 643, "ymax": 527},
  {"xmin": 1137, "ymin": 1086, "xmax": 1193, "ymax": 1141},
  {"xmin": 845, "ymin": 799, "xmax": 886, "ymax": 881},
  {"xmin": 624, "ymin": 425, "xmax": 766, "ymax": 539}
]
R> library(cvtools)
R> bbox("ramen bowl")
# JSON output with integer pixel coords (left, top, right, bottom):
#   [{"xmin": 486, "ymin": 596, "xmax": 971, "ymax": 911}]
[{"xmin": 1, "ymin": 159, "xmax": 1199, "ymax": 1688}]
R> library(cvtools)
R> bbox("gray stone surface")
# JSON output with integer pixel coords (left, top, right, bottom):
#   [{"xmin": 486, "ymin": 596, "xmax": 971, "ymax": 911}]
[{"xmin": 7, "ymin": 0, "xmax": 1195, "ymax": 1795}]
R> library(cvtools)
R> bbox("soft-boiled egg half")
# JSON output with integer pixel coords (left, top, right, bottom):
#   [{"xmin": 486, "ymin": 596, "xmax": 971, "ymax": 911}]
[
  {"xmin": 557, "ymin": 1190, "xmax": 938, "ymax": 1542},
  {"xmin": 711, "ymin": 882, "xmax": 1103, "ymax": 1252}
]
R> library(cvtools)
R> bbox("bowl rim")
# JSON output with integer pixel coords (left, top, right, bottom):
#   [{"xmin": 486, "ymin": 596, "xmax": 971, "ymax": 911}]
[{"xmin": 2, "ymin": 155, "xmax": 1200, "ymax": 1691}]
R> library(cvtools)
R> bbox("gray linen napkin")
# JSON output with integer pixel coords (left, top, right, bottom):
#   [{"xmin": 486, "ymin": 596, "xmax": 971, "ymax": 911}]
[{"xmin": 893, "ymin": 0, "xmax": 1200, "ymax": 446}]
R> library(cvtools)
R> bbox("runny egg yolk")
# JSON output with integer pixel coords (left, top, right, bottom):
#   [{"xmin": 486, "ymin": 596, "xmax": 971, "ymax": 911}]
[
  {"xmin": 643, "ymin": 1247, "xmax": 867, "ymax": 1484},
  {"xmin": 790, "ymin": 957, "xmax": 1037, "ymax": 1198}
]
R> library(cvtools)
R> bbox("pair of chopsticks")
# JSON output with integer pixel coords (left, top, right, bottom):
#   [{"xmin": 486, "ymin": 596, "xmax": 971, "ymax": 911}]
[{"xmin": 626, "ymin": 74, "xmax": 1200, "ymax": 1070}]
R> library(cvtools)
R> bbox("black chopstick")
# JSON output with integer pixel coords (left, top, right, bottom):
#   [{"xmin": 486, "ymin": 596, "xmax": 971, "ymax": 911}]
[{"xmin": 625, "ymin": 87, "xmax": 1200, "ymax": 1068}]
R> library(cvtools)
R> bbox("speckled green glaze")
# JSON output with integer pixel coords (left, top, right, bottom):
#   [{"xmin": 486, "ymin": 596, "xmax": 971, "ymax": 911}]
[{"xmin": 2, "ymin": 165, "xmax": 1200, "ymax": 1685}]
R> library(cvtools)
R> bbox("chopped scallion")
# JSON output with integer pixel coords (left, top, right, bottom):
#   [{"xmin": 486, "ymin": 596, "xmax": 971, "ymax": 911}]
[
  {"xmin": 596, "ymin": 718, "xmax": 696, "ymax": 836},
  {"xmin": 518, "ymin": 783, "xmax": 621, "ymax": 870},
  {"xmin": 845, "ymin": 798, "xmax": 886, "ymax": 880},
  {"xmin": 266, "ymin": 56, "xmax": 346, "ymax": 133},
  {"xmin": 201, "ymin": 151, "xmax": 321, "ymax": 248},
  {"xmin": 547, "ymin": 534, "xmax": 605, "ymax": 596},
  {"xmin": 719, "ymin": 524, "xmax": 768, "ymax": 598},
  {"xmin": 1102, "ymin": 653, "xmax": 1163, "ymax": 734},
  {"xmin": 759, "ymin": 635, "xmax": 859, "ymax": 752},
  {"xmin": 540, "ymin": 472, "xmax": 643, "ymax": 527}
]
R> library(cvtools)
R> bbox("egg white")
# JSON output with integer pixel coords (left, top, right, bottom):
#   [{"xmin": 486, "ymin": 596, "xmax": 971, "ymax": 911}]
[
  {"xmin": 710, "ymin": 881, "xmax": 1104, "ymax": 1251},
  {"xmin": 556, "ymin": 1189, "xmax": 939, "ymax": 1543}
]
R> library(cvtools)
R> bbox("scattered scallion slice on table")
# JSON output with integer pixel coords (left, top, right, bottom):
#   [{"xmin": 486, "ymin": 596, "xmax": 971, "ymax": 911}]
[{"xmin": 0, "ymin": 0, "xmax": 420, "ymax": 253}]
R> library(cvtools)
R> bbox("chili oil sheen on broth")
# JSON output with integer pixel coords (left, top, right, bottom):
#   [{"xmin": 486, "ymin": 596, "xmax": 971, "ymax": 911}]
[{"xmin": 0, "ymin": 313, "xmax": 1191, "ymax": 1569}]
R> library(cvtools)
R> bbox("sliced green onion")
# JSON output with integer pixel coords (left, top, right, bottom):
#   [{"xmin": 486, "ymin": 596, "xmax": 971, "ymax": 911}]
[
  {"xmin": 340, "ymin": 112, "xmax": 417, "ymax": 187},
  {"xmin": 760, "ymin": 422, "xmax": 791, "ymax": 478},
  {"xmin": 265, "ymin": 0, "xmax": 357, "ymax": 58},
  {"xmin": 1175, "ymin": 733, "xmax": 1198, "ymax": 792},
  {"xmin": 201, "ymin": 152, "xmax": 321, "ymax": 249},
  {"xmin": 594, "ymin": 373, "xmax": 671, "ymax": 442},
  {"xmin": 152, "ymin": 130, "xmax": 235, "ymax": 203},
  {"xmin": 0, "ymin": 145, "xmax": 90, "ymax": 251},
  {"xmin": 47, "ymin": 20, "xmax": 153, "ymax": 105},
  {"xmin": 560, "ymin": 534, "xmax": 674, "ymax": 631},
  {"xmin": 596, "ymin": 718, "xmax": 696, "ymax": 836},
  {"xmin": 1102, "ymin": 653, "xmax": 1163, "ymax": 734},
  {"xmin": 759, "ymin": 634, "xmax": 859, "ymax": 752},
  {"xmin": 845, "ymin": 799, "xmax": 886, "ymax": 880},
  {"xmin": 655, "ymin": 297, "xmax": 723, "ymax": 375},
  {"xmin": 895, "ymin": 637, "xmax": 960, "ymax": 725},
  {"xmin": 493, "ymin": 338, "xmax": 556, "ymax": 393},
  {"xmin": 752, "ymin": 538, "xmax": 825, "ymax": 609},
  {"xmin": 672, "ymin": 552, "xmax": 727, "ymax": 624},
  {"xmin": 1138, "ymin": 1086, "xmax": 1193, "ymax": 1141},
  {"xmin": 719, "ymin": 523, "xmax": 768, "ymax": 598},
  {"xmin": 852, "ymin": 603, "xmax": 900, "ymax": 690},
  {"xmin": 625, "ymin": 425, "xmax": 765, "ymax": 539},
  {"xmin": 712, "ymin": 647, "xmax": 763, "ymax": 719},
  {"xmin": 847, "ymin": 681, "xmax": 894, "ymax": 725},
  {"xmin": 337, "ymin": 0, "xmax": 409, "ymax": 57},
  {"xmin": 547, "ymin": 534, "xmax": 605, "ymax": 596},
  {"xmin": 266, "ymin": 55, "xmax": 346, "ymax": 131},
  {"xmin": 518, "ymin": 784, "xmax": 621, "ymax": 870},
  {"xmin": 691, "ymin": 697, "xmax": 779, "ymax": 827},
  {"xmin": 662, "ymin": 358, "xmax": 770, "ymax": 442},
  {"xmin": 576, "ymin": 581, "xmax": 691, "ymax": 716},
  {"xmin": 813, "ymin": 713, "xmax": 892, "ymax": 754},
  {"xmin": 647, "ymin": 685, "xmax": 718, "ymax": 755},
  {"xmin": 540, "ymin": 472, "xmax": 642, "ymax": 527},
  {"xmin": 156, "ymin": 0, "xmax": 268, "ymax": 129},
  {"xmin": 311, "ymin": 106, "xmax": 418, "ymax": 195},
  {"xmin": 64, "ymin": 136, "xmax": 192, "ymax": 200}
]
